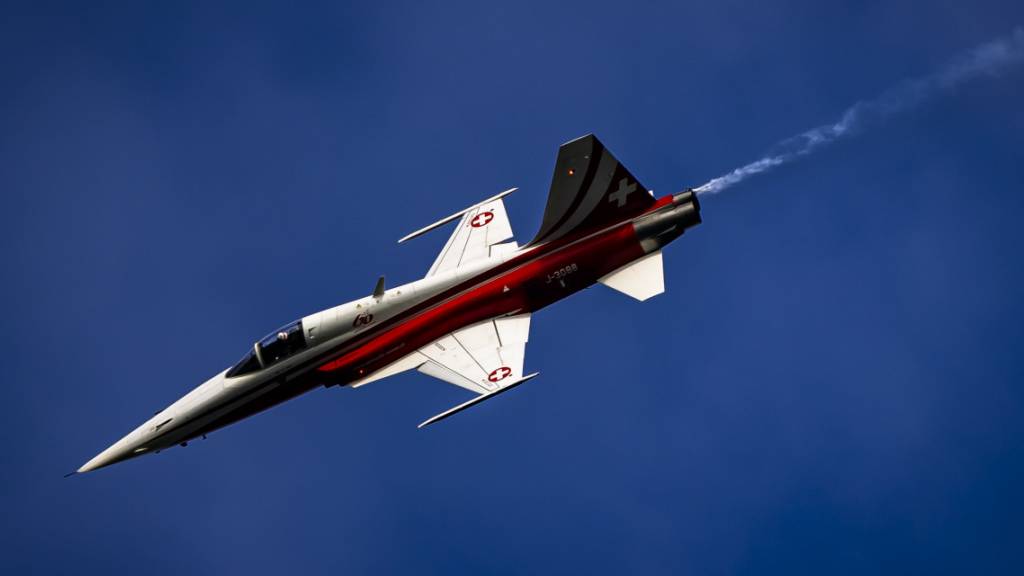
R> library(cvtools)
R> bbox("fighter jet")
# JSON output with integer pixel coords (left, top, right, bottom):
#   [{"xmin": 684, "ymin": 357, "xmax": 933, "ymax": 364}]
[{"xmin": 76, "ymin": 134, "xmax": 702, "ymax": 473}]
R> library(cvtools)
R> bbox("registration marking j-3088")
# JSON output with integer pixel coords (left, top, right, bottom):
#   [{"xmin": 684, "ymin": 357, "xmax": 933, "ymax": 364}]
[{"xmin": 545, "ymin": 262, "xmax": 579, "ymax": 284}]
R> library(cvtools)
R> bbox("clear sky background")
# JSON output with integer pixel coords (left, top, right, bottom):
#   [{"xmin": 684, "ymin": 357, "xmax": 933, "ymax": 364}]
[{"xmin": 4, "ymin": 1, "xmax": 1024, "ymax": 574}]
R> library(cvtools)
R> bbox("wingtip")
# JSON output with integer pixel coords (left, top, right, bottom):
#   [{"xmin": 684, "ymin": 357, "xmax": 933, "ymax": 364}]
[
  {"xmin": 63, "ymin": 471, "xmax": 77, "ymax": 478},
  {"xmin": 417, "ymin": 371, "xmax": 540, "ymax": 429},
  {"xmin": 397, "ymin": 187, "xmax": 519, "ymax": 245}
]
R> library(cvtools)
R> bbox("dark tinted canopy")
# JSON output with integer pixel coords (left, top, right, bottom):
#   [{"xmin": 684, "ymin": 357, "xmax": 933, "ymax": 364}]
[{"xmin": 226, "ymin": 320, "xmax": 308, "ymax": 378}]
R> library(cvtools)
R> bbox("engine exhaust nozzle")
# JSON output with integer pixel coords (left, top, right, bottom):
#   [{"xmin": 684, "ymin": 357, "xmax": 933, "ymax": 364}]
[{"xmin": 633, "ymin": 188, "xmax": 702, "ymax": 253}]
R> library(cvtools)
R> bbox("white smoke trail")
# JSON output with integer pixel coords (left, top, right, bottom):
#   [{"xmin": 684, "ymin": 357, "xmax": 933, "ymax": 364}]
[{"xmin": 695, "ymin": 27, "xmax": 1024, "ymax": 196}]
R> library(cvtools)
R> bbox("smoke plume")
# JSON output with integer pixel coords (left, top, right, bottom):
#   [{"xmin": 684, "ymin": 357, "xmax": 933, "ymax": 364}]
[{"xmin": 695, "ymin": 27, "xmax": 1024, "ymax": 196}]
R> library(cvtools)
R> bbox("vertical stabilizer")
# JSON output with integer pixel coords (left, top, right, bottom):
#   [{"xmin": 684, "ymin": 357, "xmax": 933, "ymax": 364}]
[{"xmin": 527, "ymin": 134, "xmax": 656, "ymax": 247}]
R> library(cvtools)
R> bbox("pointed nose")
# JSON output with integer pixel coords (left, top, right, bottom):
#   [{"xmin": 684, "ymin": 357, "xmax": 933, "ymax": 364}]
[{"xmin": 77, "ymin": 429, "xmax": 152, "ymax": 473}]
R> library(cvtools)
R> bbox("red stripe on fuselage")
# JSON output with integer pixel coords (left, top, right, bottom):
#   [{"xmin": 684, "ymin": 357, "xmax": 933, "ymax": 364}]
[
  {"xmin": 316, "ymin": 221, "xmax": 647, "ymax": 379},
  {"xmin": 172, "ymin": 209, "xmax": 662, "ymax": 444}
]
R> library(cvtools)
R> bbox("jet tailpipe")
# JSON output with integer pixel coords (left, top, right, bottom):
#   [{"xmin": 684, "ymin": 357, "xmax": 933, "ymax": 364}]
[{"xmin": 633, "ymin": 189, "xmax": 702, "ymax": 253}]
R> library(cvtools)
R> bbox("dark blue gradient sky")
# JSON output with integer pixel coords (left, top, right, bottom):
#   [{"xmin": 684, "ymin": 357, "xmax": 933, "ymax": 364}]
[{"xmin": 4, "ymin": 2, "xmax": 1024, "ymax": 574}]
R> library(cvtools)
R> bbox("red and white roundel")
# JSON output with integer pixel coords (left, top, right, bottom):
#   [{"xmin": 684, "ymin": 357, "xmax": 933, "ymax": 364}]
[
  {"xmin": 471, "ymin": 211, "xmax": 495, "ymax": 228},
  {"xmin": 487, "ymin": 366, "xmax": 513, "ymax": 382}
]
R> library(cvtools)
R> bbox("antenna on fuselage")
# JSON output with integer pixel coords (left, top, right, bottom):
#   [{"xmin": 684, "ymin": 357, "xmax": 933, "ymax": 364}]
[{"xmin": 373, "ymin": 276, "xmax": 386, "ymax": 299}]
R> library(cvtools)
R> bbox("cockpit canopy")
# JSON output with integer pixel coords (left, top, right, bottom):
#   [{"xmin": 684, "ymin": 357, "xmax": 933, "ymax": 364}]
[{"xmin": 226, "ymin": 320, "xmax": 308, "ymax": 378}]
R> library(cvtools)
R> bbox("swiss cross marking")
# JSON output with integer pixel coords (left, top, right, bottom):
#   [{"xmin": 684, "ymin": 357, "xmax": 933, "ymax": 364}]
[
  {"xmin": 471, "ymin": 211, "xmax": 495, "ymax": 228},
  {"xmin": 488, "ymin": 366, "xmax": 513, "ymax": 382},
  {"xmin": 608, "ymin": 178, "xmax": 637, "ymax": 208}
]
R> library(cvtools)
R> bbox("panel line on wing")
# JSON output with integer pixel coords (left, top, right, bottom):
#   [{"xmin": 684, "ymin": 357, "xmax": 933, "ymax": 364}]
[
  {"xmin": 427, "ymin": 211, "xmax": 468, "ymax": 276},
  {"xmin": 493, "ymin": 319, "xmax": 504, "ymax": 348},
  {"xmin": 450, "ymin": 330, "xmax": 489, "ymax": 377},
  {"xmin": 454, "ymin": 208, "xmax": 478, "ymax": 269}
]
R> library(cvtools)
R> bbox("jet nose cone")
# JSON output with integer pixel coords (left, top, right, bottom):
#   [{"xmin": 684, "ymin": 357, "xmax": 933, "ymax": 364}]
[
  {"xmin": 77, "ymin": 433, "xmax": 149, "ymax": 473},
  {"xmin": 78, "ymin": 444, "xmax": 129, "ymax": 474}
]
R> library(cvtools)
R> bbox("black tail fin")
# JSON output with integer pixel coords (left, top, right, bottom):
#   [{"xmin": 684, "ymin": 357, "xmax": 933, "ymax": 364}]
[{"xmin": 527, "ymin": 134, "xmax": 656, "ymax": 247}]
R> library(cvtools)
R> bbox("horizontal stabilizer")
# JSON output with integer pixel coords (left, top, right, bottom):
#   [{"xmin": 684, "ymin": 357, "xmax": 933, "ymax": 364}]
[
  {"xmin": 418, "ymin": 372, "xmax": 539, "ymax": 428},
  {"xmin": 598, "ymin": 250, "xmax": 664, "ymax": 301}
]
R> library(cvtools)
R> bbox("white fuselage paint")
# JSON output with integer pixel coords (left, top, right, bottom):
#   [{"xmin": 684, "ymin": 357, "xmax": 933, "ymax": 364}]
[{"xmin": 77, "ymin": 253, "xmax": 521, "ymax": 473}]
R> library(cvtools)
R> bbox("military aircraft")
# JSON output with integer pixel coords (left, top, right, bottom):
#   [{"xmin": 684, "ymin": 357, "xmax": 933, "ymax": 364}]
[{"xmin": 76, "ymin": 134, "xmax": 702, "ymax": 473}]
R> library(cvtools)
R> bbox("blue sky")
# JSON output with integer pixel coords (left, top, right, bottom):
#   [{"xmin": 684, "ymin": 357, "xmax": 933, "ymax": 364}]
[{"xmin": 4, "ymin": 1, "xmax": 1024, "ymax": 574}]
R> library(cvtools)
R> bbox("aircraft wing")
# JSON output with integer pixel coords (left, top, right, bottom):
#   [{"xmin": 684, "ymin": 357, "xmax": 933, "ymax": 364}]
[
  {"xmin": 427, "ymin": 195, "xmax": 516, "ymax": 276},
  {"xmin": 395, "ymin": 192, "xmax": 514, "ymax": 278},
  {"xmin": 351, "ymin": 313, "xmax": 536, "ymax": 426},
  {"xmin": 416, "ymin": 313, "xmax": 531, "ymax": 394}
]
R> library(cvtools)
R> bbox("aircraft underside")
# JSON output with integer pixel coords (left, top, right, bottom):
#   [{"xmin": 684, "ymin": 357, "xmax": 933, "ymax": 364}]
[{"xmin": 76, "ymin": 134, "xmax": 701, "ymax": 473}]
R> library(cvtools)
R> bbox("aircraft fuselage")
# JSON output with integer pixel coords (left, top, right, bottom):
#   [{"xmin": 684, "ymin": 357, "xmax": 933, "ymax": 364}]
[{"xmin": 78, "ymin": 188, "xmax": 700, "ymax": 473}]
